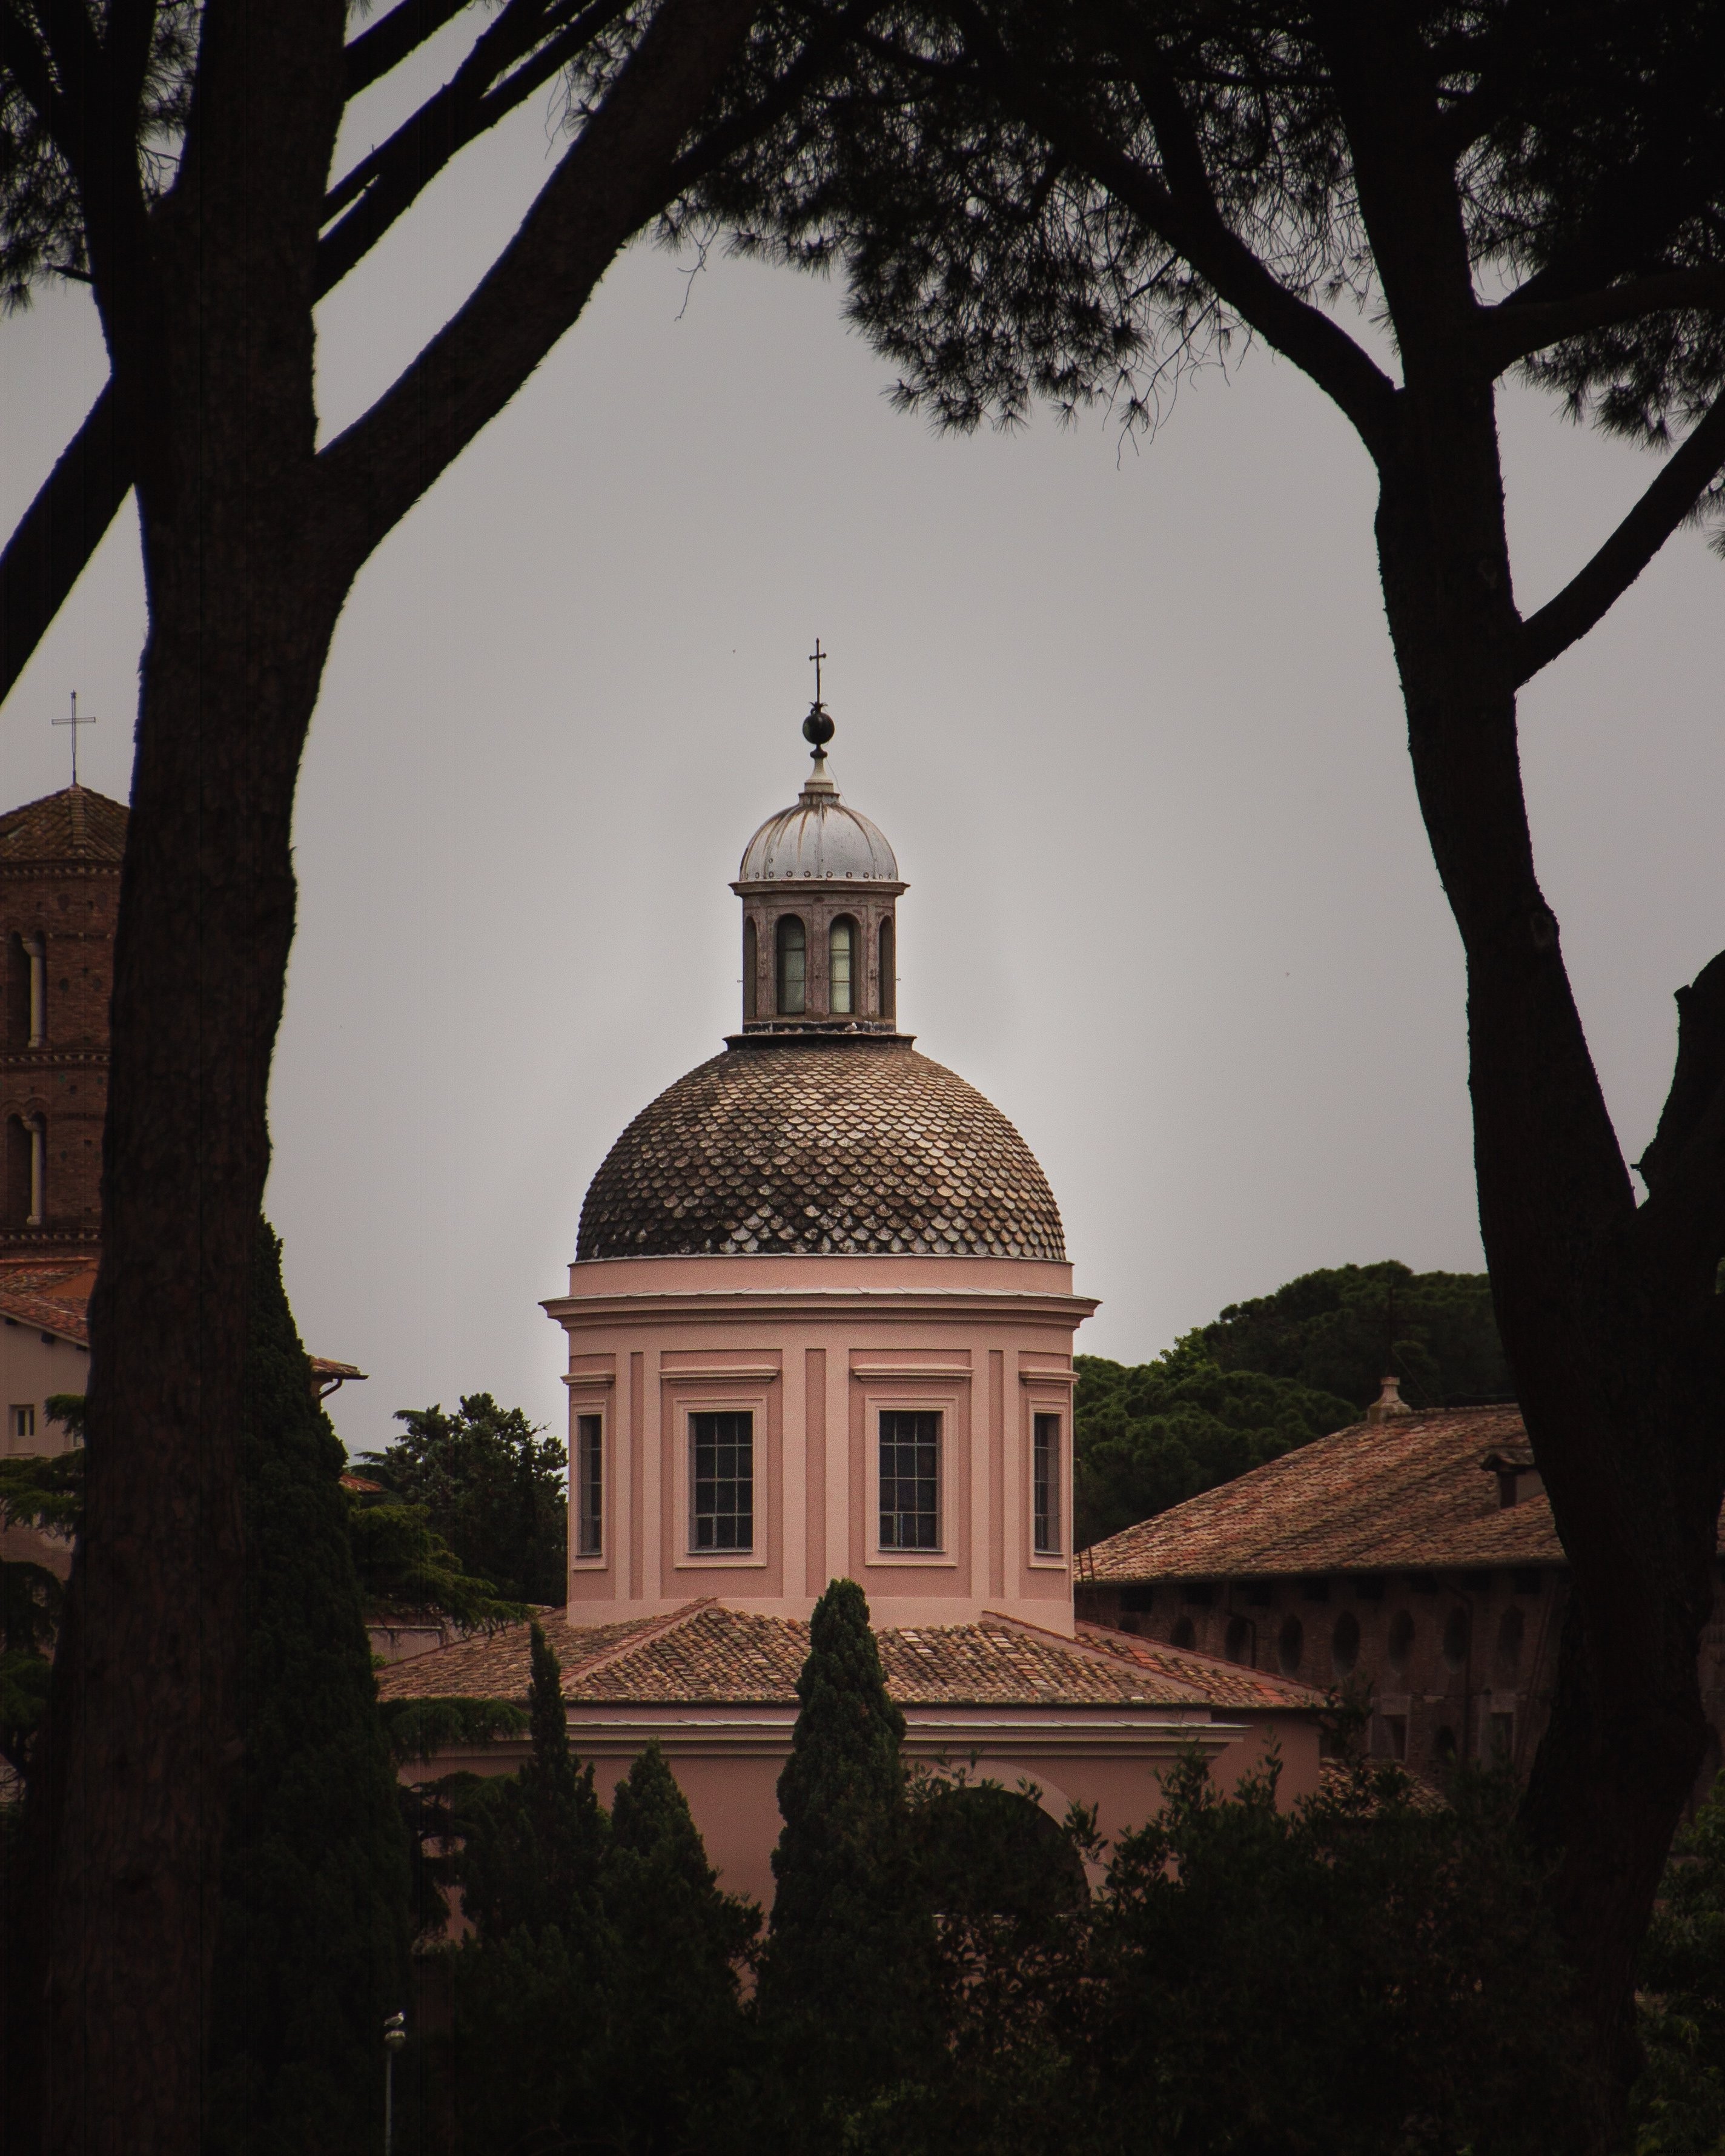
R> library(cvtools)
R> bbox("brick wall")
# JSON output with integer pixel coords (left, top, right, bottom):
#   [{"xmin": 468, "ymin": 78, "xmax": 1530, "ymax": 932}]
[{"xmin": 0, "ymin": 857, "xmax": 118, "ymax": 1250}]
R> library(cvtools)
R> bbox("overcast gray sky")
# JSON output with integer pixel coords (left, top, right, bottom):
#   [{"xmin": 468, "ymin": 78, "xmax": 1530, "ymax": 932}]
[{"xmin": 5, "ymin": 57, "xmax": 1724, "ymax": 1458}]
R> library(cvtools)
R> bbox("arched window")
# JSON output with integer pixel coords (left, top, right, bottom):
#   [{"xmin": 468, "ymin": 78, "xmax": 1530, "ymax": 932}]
[
  {"xmin": 878, "ymin": 918, "xmax": 895, "ymax": 1022},
  {"xmin": 1442, "ymin": 1605, "xmax": 1470, "ymax": 1672},
  {"xmin": 1277, "ymin": 1614, "xmax": 1304, "ymax": 1675},
  {"xmin": 775, "ymin": 916, "xmax": 806, "ymax": 1015},
  {"xmin": 1225, "ymin": 1615, "xmax": 1252, "ymax": 1664},
  {"xmin": 23, "ymin": 1115, "xmax": 43, "ymax": 1226},
  {"xmin": 23, "ymin": 933, "xmax": 44, "ymax": 1047},
  {"xmin": 743, "ymin": 919, "xmax": 758, "ymax": 1021},
  {"xmin": 1387, "ymin": 1610, "xmax": 1415, "ymax": 1673},
  {"xmin": 829, "ymin": 917, "xmax": 856, "ymax": 1014},
  {"xmin": 1331, "ymin": 1610, "xmax": 1360, "ymax": 1678}
]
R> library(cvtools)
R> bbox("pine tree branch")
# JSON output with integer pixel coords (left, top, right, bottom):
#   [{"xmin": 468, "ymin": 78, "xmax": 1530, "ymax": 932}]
[
  {"xmin": 344, "ymin": 0, "xmax": 480, "ymax": 98},
  {"xmin": 0, "ymin": 383, "xmax": 126, "ymax": 713},
  {"xmin": 317, "ymin": 0, "xmax": 762, "ymax": 564},
  {"xmin": 1483, "ymin": 266, "xmax": 1725, "ymax": 374},
  {"xmin": 319, "ymin": 0, "xmax": 624, "ymax": 288},
  {"xmin": 1516, "ymin": 392, "xmax": 1725, "ymax": 684},
  {"xmin": 1634, "ymin": 951, "xmax": 1725, "ymax": 1301},
  {"xmin": 944, "ymin": 2, "xmax": 1401, "ymax": 458}
]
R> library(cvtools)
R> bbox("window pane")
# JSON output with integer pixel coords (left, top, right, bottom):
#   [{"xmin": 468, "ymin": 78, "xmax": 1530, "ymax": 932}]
[
  {"xmin": 830, "ymin": 920, "xmax": 853, "ymax": 1014},
  {"xmin": 1033, "ymin": 1412, "xmax": 1061, "ymax": 1553},
  {"xmin": 692, "ymin": 1410, "xmax": 754, "ymax": 1551},
  {"xmin": 576, "ymin": 1414, "xmax": 603, "ymax": 1556},
  {"xmin": 879, "ymin": 1410, "xmax": 940, "ymax": 1549},
  {"xmin": 776, "ymin": 918, "xmax": 806, "ymax": 1015}
]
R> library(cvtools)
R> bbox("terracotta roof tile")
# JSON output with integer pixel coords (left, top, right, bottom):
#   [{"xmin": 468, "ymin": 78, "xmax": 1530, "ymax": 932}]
[
  {"xmin": 578, "ymin": 1039, "xmax": 1065, "ymax": 1262},
  {"xmin": 1073, "ymin": 1621, "xmax": 1326, "ymax": 1710},
  {"xmin": 376, "ymin": 1599, "xmax": 1323, "ymax": 1713},
  {"xmin": 0, "ymin": 1264, "xmax": 354, "ymax": 1376},
  {"xmin": 0, "ymin": 786, "xmax": 127, "ymax": 865},
  {"xmin": 0, "ymin": 1260, "xmax": 95, "ymax": 1344},
  {"xmin": 1079, "ymin": 1405, "xmax": 1725, "ymax": 1580}
]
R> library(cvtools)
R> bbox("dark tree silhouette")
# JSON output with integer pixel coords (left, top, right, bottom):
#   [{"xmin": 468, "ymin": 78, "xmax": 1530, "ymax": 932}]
[
  {"xmin": 0, "ymin": 4, "xmax": 870, "ymax": 2145},
  {"xmin": 698, "ymin": 6, "xmax": 1725, "ymax": 2133},
  {"xmin": 758, "ymin": 1577, "xmax": 936, "ymax": 2134}
]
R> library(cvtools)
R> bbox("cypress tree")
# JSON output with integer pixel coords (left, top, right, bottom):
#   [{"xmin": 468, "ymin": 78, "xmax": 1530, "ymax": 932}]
[
  {"xmin": 205, "ymin": 1223, "xmax": 411, "ymax": 2155},
  {"xmin": 758, "ymin": 1578, "xmax": 936, "ymax": 2128},
  {"xmin": 459, "ymin": 1620, "xmax": 608, "ymax": 1945}
]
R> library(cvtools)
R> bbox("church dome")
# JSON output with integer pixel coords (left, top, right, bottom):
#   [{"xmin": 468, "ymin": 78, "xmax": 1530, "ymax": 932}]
[
  {"xmin": 578, "ymin": 1039, "xmax": 1065, "ymax": 1262},
  {"xmin": 738, "ymin": 792, "xmax": 898, "ymax": 883}
]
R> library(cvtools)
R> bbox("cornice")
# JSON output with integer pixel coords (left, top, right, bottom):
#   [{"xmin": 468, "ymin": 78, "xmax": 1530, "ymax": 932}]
[
  {"xmin": 545, "ymin": 1287, "xmax": 1101, "ymax": 1331},
  {"xmin": 0, "ymin": 1051, "xmax": 110, "ymax": 1068},
  {"xmin": 411, "ymin": 1705, "xmax": 1241, "ymax": 1769},
  {"xmin": 0, "ymin": 862, "xmax": 121, "ymax": 880}
]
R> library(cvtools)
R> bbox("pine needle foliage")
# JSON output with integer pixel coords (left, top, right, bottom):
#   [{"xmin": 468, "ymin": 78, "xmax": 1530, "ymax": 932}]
[{"xmin": 204, "ymin": 1223, "xmax": 411, "ymax": 2156}]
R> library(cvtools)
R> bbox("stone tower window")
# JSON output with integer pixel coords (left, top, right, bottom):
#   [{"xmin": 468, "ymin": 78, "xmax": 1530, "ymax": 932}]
[
  {"xmin": 743, "ymin": 919, "xmax": 758, "ymax": 1021},
  {"xmin": 775, "ymin": 916, "xmax": 806, "ymax": 1016},
  {"xmin": 878, "ymin": 918, "xmax": 894, "ymax": 1021},
  {"xmin": 22, "ymin": 934, "xmax": 44, "ymax": 1047},
  {"xmin": 24, "ymin": 1116, "xmax": 44, "ymax": 1226},
  {"xmin": 829, "ymin": 917, "xmax": 856, "ymax": 1015}
]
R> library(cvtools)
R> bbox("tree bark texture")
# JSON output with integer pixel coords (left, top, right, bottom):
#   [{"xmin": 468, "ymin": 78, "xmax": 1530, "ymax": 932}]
[
  {"xmin": 1373, "ymin": 394, "xmax": 1723, "ymax": 2124},
  {"xmin": 4, "ymin": 2, "xmax": 767, "ymax": 2145},
  {"xmin": 24, "ymin": 7, "xmax": 351, "ymax": 2148}
]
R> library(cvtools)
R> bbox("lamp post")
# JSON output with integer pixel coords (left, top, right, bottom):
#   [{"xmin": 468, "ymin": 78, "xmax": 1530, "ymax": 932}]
[{"xmin": 383, "ymin": 2010, "xmax": 407, "ymax": 2156}]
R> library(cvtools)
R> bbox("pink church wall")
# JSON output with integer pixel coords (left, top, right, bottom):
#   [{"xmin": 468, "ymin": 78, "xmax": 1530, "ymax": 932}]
[
  {"xmin": 409, "ymin": 1705, "xmax": 1322, "ymax": 1911},
  {"xmin": 545, "ymin": 1252, "xmax": 1099, "ymax": 1632}
]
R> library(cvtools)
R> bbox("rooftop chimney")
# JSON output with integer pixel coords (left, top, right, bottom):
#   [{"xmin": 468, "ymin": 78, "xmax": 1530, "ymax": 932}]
[{"xmin": 1365, "ymin": 1374, "xmax": 1412, "ymax": 1424}]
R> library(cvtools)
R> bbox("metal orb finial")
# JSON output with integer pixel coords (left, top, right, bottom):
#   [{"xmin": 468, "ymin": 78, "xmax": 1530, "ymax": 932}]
[{"xmin": 804, "ymin": 638, "xmax": 835, "ymax": 759}]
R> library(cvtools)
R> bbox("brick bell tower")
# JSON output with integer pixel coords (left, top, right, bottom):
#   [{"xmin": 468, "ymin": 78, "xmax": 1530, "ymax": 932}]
[{"xmin": 0, "ymin": 785, "xmax": 127, "ymax": 1254}]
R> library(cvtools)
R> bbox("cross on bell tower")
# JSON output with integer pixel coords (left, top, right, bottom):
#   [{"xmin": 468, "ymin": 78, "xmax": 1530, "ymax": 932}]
[{"xmin": 52, "ymin": 692, "xmax": 98, "ymax": 787}]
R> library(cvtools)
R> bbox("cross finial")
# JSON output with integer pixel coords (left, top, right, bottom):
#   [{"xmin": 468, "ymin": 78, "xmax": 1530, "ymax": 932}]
[
  {"xmin": 802, "ymin": 638, "xmax": 835, "ymax": 763},
  {"xmin": 53, "ymin": 692, "xmax": 97, "ymax": 787}
]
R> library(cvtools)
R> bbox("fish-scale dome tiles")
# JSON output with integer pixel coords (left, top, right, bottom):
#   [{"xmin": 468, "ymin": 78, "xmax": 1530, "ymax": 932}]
[{"xmin": 577, "ymin": 1040, "xmax": 1066, "ymax": 1262}]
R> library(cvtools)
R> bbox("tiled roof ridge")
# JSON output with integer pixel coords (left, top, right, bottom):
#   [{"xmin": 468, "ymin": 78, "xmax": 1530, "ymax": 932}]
[
  {"xmin": 555, "ymin": 1597, "xmax": 724, "ymax": 1693},
  {"xmin": 1073, "ymin": 1619, "xmax": 1326, "ymax": 1708},
  {"xmin": 0, "ymin": 1281, "xmax": 89, "ymax": 1344},
  {"xmin": 968, "ymin": 1605, "xmax": 1206, "ymax": 1693},
  {"xmin": 1080, "ymin": 1405, "xmax": 1530, "ymax": 1564},
  {"xmin": 0, "ymin": 784, "xmax": 128, "ymax": 864}
]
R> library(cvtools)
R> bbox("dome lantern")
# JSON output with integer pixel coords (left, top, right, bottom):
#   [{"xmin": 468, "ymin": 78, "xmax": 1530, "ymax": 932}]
[{"xmin": 732, "ymin": 679, "xmax": 906, "ymax": 1034}]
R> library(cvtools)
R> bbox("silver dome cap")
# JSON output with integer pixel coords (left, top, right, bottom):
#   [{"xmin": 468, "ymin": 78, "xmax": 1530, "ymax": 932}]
[{"xmin": 738, "ymin": 770, "xmax": 899, "ymax": 884}]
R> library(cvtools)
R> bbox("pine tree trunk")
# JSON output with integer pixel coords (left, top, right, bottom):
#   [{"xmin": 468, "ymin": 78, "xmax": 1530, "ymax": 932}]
[
  {"xmin": 16, "ymin": 7, "xmax": 351, "ymax": 2146},
  {"xmin": 1372, "ymin": 409, "xmax": 1723, "ymax": 2138}
]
